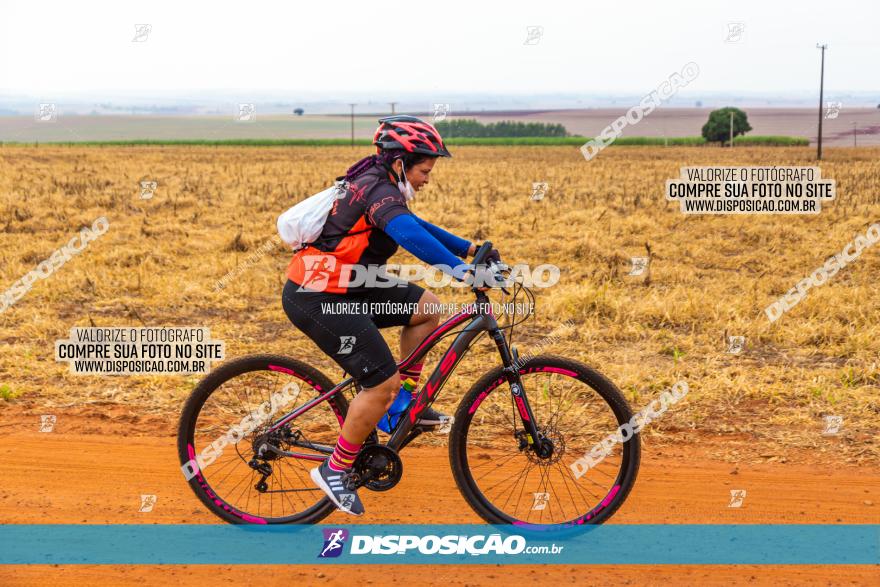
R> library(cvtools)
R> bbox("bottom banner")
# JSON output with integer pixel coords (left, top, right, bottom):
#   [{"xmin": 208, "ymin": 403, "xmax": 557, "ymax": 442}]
[{"xmin": 0, "ymin": 525, "xmax": 877, "ymax": 565}]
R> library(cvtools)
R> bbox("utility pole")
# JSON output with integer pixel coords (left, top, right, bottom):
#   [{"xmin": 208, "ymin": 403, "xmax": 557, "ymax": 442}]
[
  {"xmin": 389, "ymin": 102, "xmax": 397, "ymax": 114},
  {"xmin": 816, "ymin": 43, "xmax": 828, "ymax": 160},
  {"xmin": 348, "ymin": 103, "xmax": 356, "ymax": 147},
  {"xmin": 729, "ymin": 111, "xmax": 734, "ymax": 147},
  {"xmin": 853, "ymin": 121, "xmax": 857, "ymax": 147}
]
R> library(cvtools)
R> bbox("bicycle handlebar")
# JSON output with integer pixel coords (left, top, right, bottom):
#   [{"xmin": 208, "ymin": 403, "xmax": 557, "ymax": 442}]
[
  {"xmin": 471, "ymin": 241, "xmax": 493, "ymax": 266},
  {"xmin": 469, "ymin": 241, "xmax": 512, "ymax": 293}
]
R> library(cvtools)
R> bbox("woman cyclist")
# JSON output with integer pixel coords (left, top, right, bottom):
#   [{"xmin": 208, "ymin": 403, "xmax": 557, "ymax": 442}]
[{"xmin": 282, "ymin": 115, "xmax": 500, "ymax": 516}]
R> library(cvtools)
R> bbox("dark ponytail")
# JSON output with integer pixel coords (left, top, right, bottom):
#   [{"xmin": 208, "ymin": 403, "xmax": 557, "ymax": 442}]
[{"xmin": 341, "ymin": 150, "xmax": 431, "ymax": 183}]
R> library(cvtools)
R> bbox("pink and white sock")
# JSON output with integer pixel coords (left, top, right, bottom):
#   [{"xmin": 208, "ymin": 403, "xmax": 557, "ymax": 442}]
[{"xmin": 327, "ymin": 435, "xmax": 362, "ymax": 472}]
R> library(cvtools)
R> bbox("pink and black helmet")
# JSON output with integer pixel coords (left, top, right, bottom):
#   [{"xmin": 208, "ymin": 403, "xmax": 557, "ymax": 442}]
[{"xmin": 373, "ymin": 115, "xmax": 452, "ymax": 157}]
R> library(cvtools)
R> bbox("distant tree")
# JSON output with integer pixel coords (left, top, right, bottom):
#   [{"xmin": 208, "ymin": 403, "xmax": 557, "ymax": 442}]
[
  {"xmin": 434, "ymin": 118, "xmax": 568, "ymax": 138},
  {"xmin": 695, "ymin": 100, "xmax": 703, "ymax": 108},
  {"xmin": 293, "ymin": 108, "xmax": 304, "ymax": 116},
  {"xmin": 702, "ymin": 107, "xmax": 752, "ymax": 145}
]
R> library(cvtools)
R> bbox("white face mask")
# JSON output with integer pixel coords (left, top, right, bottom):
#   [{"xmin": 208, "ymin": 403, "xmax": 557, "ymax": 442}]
[{"xmin": 397, "ymin": 160, "xmax": 416, "ymax": 202}]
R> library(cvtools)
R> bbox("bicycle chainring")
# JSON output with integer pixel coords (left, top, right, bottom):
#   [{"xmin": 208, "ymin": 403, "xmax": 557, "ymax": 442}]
[{"xmin": 350, "ymin": 445, "xmax": 403, "ymax": 492}]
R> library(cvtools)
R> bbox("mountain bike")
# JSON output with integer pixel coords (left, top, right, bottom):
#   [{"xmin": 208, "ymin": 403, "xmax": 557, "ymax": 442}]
[{"xmin": 177, "ymin": 242, "xmax": 640, "ymax": 529}]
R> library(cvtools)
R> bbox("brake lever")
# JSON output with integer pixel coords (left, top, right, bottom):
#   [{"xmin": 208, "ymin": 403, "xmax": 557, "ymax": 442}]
[{"xmin": 488, "ymin": 260, "xmax": 512, "ymax": 295}]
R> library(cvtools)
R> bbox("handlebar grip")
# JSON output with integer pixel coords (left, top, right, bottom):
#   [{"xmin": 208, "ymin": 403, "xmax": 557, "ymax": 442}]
[{"xmin": 471, "ymin": 241, "xmax": 493, "ymax": 266}]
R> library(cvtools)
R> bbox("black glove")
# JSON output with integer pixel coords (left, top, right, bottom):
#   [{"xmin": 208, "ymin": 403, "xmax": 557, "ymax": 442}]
[{"xmin": 485, "ymin": 248, "xmax": 501, "ymax": 265}]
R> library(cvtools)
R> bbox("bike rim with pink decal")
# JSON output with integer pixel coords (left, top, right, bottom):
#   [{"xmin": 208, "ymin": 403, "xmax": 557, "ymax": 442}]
[
  {"xmin": 448, "ymin": 355, "xmax": 640, "ymax": 529},
  {"xmin": 176, "ymin": 354, "xmax": 347, "ymax": 525}
]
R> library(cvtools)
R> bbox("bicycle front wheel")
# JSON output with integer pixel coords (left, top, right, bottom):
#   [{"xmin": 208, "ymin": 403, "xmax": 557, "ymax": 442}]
[{"xmin": 449, "ymin": 355, "xmax": 640, "ymax": 528}]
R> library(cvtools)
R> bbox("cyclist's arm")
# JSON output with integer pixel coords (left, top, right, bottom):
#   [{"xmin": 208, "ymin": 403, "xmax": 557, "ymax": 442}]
[
  {"xmin": 411, "ymin": 215, "xmax": 471, "ymax": 258},
  {"xmin": 384, "ymin": 214, "xmax": 471, "ymax": 280}
]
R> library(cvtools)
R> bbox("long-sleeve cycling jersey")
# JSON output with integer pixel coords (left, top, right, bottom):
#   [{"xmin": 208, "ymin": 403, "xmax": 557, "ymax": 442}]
[
  {"xmin": 385, "ymin": 214, "xmax": 470, "ymax": 281},
  {"xmin": 286, "ymin": 163, "xmax": 472, "ymax": 293}
]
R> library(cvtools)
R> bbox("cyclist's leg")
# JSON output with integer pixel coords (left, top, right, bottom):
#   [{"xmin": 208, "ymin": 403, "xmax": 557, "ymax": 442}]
[
  {"xmin": 365, "ymin": 281, "xmax": 448, "ymax": 424},
  {"xmin": 400, "ymin": 288, "xmax": 443, "ymax": 359},
  {"xmin": 365, "ymin": 280, "xmax": 442, "ymax": 387},
  {"xmin": 283, "ymin": 279, "xmax": 402, "ymax": 514},
  {"xmin": 342, "ymin": 373, "xmax": 399, "ymax": 439},
  {"xmin": 282, "ymin": 279, "xmax": 400, "ymax": 442}
]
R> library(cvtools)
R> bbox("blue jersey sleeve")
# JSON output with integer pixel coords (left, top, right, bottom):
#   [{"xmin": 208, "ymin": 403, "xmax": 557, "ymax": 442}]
[
  {"xmin": 412, "ymin": 215, "xmax": 472, "ymax": 258},
  {"xmin": 385, "ymin": 214, "xmax": 471, "ymax": 280}
]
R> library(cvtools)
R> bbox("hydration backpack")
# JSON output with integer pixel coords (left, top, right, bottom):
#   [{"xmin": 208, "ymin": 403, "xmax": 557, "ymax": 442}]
[{"xmin": 276, "ymin": 181, "xmax": 348, "ymax": 251}]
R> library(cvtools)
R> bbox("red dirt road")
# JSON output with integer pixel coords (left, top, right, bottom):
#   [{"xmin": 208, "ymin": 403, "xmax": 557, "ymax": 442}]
[{"xmin": 0, "ymin": 429, "xmax": 877, "ymax": 586}]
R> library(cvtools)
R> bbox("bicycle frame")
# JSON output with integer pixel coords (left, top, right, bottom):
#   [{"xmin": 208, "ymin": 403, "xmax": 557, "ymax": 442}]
[{"xmin": 264, "ymin": 290, "xmax": 544, "ymax": 460}]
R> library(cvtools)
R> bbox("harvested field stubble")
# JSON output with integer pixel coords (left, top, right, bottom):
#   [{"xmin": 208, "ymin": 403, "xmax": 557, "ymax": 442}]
[{"xmin": 0, "ymin": 145, "xmax": 878, "ymax": 464}]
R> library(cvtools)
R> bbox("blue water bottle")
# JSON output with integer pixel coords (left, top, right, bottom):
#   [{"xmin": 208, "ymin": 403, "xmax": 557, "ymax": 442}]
[{"xmin": 377, "ymin": 378, "xmax": 417, "ymax": 433}]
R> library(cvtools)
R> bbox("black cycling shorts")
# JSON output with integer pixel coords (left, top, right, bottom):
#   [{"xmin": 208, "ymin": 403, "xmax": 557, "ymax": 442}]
[{"xmin": 282, "ymin": 278, "xmax": 425, "ymax": 388}]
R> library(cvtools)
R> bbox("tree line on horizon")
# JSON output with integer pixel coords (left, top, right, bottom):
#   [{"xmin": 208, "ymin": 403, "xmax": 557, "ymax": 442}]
[{"xmin": 434, "ymin": 118, "xmax": 569, "ymax": 138}]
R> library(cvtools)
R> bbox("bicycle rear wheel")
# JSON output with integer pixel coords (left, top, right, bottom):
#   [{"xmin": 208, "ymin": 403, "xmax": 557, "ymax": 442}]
[
  {"xmin": 449, "ymin": 355, "xmax": 640, "ymax": 528},
  {"xmin": 177, "ymin": 354, "xmax": 347, "ymax": 524}
]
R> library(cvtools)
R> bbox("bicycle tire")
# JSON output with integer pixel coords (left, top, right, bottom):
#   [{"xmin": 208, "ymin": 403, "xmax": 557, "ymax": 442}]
[
  {"xmin": 449, "ymin": 354, "xmax": 640, "ymax": 528},
  {"xmin": 177, "ymin": 353, "xmax": 346, "ymax": 524}
]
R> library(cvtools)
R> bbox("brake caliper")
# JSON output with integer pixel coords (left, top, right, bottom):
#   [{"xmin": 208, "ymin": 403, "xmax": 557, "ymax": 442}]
[{"xmin": 515, "ymin": 429, "xmax": 533, "ymax": 451}]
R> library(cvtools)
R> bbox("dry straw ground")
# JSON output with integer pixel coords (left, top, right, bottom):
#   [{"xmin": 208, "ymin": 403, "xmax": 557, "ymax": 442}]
[{"xmin": 1, "ymin": 145, "xmax": 878, "ymax": 464}]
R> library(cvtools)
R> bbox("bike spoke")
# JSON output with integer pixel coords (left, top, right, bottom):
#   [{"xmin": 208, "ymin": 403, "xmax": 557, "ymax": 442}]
[
  {"xmin": 533, "ymin": 463, "xmax": 555, "ymax": 522},
  {"xmin": 221, "ymin": 463, "xmax": 254, "ymax": 500},
  {"xmin": 275, "ymin": 466, "xmax": 301, "ymax": 514},
  {"xmin": 510, "ymin": 461, "xmax": 535, "ymax": 519},
  {"xmin": 277, "ymin": 459, "xmax": 317, "ymax": 510},
  {"xmin": 551, "ymin": 461, "xmax": 586, "ymax": 514},
  {"xmin": 209, "ymin": 456, "xmax": 250, "ymax": 489},
  {"xmin": 494, "ymin": 460, "xmax": 531, "ymax": 513},
  {"xmin": 554, "ymin": 460, "xmax": 597, "ymax": 510},
  {"xmin": 244, "ymin": 467, "xmax": 255, "ymax": 512},
  {"xmin": 544, "ymin": 465, "xmax": 574, "ymax": 521},
  {"xmin": 469, "ymin": 451, "xmax": 523, "ymax": 478}
]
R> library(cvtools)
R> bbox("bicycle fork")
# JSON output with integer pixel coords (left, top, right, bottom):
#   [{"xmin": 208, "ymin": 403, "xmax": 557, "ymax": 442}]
[{"xmin": 488, "ymin": 326, "xmax": 552, "ymax": 459}]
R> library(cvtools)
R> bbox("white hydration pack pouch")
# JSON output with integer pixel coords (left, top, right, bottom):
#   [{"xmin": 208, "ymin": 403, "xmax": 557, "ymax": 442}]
[{"xmin": 276, "ymin": 181, "xmax": 347, "ymax": 251}]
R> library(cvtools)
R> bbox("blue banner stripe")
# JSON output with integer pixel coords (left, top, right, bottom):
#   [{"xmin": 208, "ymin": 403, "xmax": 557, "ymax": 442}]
[{"xmin": 0, "ymin": 525, "xmax": 876, "ymax": 565}]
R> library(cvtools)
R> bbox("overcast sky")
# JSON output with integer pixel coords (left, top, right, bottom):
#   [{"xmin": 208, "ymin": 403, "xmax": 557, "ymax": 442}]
[{"xmin": 1, "ymin": 0, "xmax": 877, "ymax": 97}]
